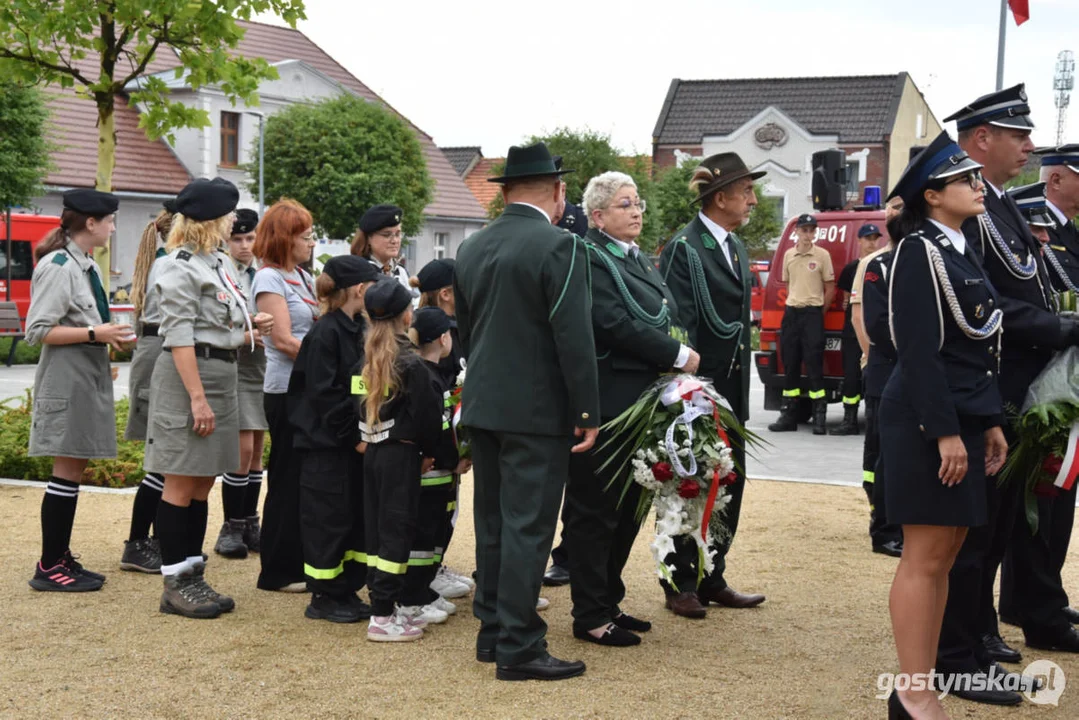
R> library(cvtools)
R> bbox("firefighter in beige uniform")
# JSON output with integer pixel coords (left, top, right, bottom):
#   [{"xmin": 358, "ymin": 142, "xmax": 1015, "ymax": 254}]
[{"xmin": 26, "ymin": 189, "xmax": 133, "ymax": 592}]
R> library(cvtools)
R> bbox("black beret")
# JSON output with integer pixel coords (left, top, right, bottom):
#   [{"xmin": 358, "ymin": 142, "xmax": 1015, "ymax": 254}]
[
  {"xmin": 359, "ymin": 204, "xmax": 403, "ymax": 235},
  {"xmin": 412, "ymin": 306, "xmax": 456, "ymax": 344},
  {"xmin": 364, "ymin": 278, "xmax": 413, "ymax": 320},
  {"xmin": 175, "ymin": 177, "xmax": 239, "ymax": 221},
  {"xmin": 795, "ymin": 213, "xmax": 818, "ymax": 228},
  {"xmin": 324, "ymin": 254, "xmax": 381, "ymax": 289},
  {"xmin": 163, "ymin": 197, "xmax": 178, "ymax": 214},
  {"xmin": 232, "ymin": 208, "xmax": 259, "ymax": 235},
  {"xmin": 416, "ymin": 258, "xmax": 455, "ymax": 293},
  {"xmin": 63, "ymin": 189, "xmax": 118, "ymax": 216}
]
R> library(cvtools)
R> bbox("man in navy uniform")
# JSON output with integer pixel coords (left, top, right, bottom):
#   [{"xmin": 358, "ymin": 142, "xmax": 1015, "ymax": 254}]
[
  {"xmin": 1036, "ymin": 145, "xmax": 1079, "ymax": 289},
  {"xmin": 938, "ymin": 84, "xmax": 1079, "ymax": 705}
]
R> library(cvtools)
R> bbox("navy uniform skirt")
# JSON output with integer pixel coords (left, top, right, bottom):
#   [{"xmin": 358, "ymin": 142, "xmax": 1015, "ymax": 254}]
[{"xmin": 879, "ymin": 396, "xmax": 988, "ymax": 528}]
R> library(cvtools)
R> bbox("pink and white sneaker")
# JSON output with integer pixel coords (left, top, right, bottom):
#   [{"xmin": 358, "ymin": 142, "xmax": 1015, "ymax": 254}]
[{"xmin": 367, "ymin": 611, "xmax": 424, "ymax": 642}]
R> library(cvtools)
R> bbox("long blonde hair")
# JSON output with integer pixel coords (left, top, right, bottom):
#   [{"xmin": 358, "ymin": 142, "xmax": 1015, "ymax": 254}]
[
  {"xmin": 362, "ymin": 315, "xmax": 409, "ymax": 427},
  {"xmin": 131, "ymin": 209, "xmax": 173, "ymax": 320},
  {"xmin": 166, "ymin": 214, "xmax": 231, "ymax": 254}
]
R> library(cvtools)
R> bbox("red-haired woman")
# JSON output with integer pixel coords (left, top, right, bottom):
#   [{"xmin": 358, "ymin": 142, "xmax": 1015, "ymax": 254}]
[{"xmin": 252, "ymin": 198, "xmax": 319, "ymax": 592}]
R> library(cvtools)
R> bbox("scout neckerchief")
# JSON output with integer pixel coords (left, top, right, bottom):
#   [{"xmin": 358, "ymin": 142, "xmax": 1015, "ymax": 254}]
[
  {"xmin": 207, "ymin": 252, "xmax": 255, "ymax": 352},
  {"xmin": 64, "ymin": 243, "xmax": 110, "ymax": 323},
  {"xmin": 281, "ymin": 267, "xmax": 319, "ymax": 313}
]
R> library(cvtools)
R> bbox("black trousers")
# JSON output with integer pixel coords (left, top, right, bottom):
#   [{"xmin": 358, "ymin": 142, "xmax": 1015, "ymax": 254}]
[
  {"xmin": 564, "ymin": 427, "xmax": 644, "ymax": 630},
  {"xmin": 661, "ymin": 428, "xmax": 746, "ymax": 594},
  {"xmin": 780, "ymin": 306, "xmax": 825, "ymax": 396},
  {"xmin": 471, "ymin": 428, "xmax": 568, "ymax": 666},
  {"xmin": 364, "ymin": 442, "xmax": 422, "ymax": 617},
  {"xmin": 401, "ymin": 471, "xmax": 454, "ymax": 606},
  {"xmin": 1000, "ymin": 484, "xmax": 1077, "ymax": 638},
  {"xmin": 437, "ymin": 474, "xmax": 459, "ymax": 568},
  {"xmin": 862, "ymin": 397, "xmax": 901, "ymax": 545},
  {"xmin": 937, "ymin": 426, "xmax": 1023, "ymax": 673},
  {"xmin": 840, "ymin": 330, "xmax": 862, "ymax": 404},
  {"xmin": 258, "ymin": 393, "xmax": 305, "ymax": 591},
  {"xmin": 299, "ymin": 448, "xmax": 365, "ymax": 595}
]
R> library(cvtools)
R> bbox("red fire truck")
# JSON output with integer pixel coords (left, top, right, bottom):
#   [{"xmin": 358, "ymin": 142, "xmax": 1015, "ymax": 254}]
[{"xmin": 1, "ymin": 213, "xmax": 59, "ymax": 325}]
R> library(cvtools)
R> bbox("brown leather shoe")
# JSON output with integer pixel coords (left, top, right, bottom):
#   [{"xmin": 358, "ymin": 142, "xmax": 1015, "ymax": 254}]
[
  {"xmin": 664, "ymin": 591, "xmax": 706, "ymax": 619},
  {"xmin": 698, "ymin": 586, "xmax": 765, "ymax": 608}
]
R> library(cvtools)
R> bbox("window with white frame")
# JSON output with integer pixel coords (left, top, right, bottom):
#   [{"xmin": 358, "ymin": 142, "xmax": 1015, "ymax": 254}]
[{"xmin": 434, "ymin": 232, "xmax": 449, "ymax": 260}]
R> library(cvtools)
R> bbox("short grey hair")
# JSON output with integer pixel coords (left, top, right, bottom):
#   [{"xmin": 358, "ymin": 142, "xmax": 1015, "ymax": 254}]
[{"xmin": 582, "ymin": 171, "xmax": 637, "ymax": 228}]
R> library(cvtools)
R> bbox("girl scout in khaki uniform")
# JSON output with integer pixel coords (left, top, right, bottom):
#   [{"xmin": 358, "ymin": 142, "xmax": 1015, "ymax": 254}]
[
  {"xmin": 119, "ymin": 200, "xmax": 175, "ymax": 574},
  {"xmin": 214, "ymin": 208, "xmax": 269, "ymax": 559},
  {"xmin": 145, "ymin": 178, "xmax": 272, "ymax": 619},
  {"xmin": 26, "ymin": 189, "xmax": 133, "ymax": 592}
]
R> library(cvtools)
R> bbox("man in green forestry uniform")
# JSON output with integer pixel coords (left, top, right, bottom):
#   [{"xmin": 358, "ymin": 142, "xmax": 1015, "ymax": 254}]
[
  {"xmin": 454, "ymin": 142, "xmax": 600, "ymax": 681},
  {"xmin": 658, "ymin": 152, "xmax": 766, "ymax": 618}
]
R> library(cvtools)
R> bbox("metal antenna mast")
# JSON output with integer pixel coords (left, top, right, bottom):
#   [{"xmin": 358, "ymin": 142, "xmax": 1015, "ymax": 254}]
[{"xmin": 1054, "ymin": 50, "xmax": 1075, "ymax": 145}]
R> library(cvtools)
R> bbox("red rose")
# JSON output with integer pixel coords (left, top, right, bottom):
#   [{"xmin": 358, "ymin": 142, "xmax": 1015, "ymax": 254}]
[
  {"xmin": 677, "ymin": 478, "xmax": 700, "ymax": 499},
  {"xmin": 651, "ymin": 462, "xmax": 674, "ymax": 483},
  {"xmin": 1033, "ymin": 483, "xmax": 1061, "ymax": 498},
  {"xmin": 718, "ymin": 471, "xmax": 738, "ymax": 487},
  {"xmin": 1042, "ymin": 455, "xmax": 1063, "ymax": 476}
]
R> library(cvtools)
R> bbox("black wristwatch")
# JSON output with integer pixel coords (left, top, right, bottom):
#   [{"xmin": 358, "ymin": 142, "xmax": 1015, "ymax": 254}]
[{"xmin": 87, "ymin": 325, "xmax": 96, "ymax": 343}]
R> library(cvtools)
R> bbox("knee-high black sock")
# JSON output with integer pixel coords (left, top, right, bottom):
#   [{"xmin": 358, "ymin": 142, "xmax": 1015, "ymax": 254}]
[
  {"xmin": 188, "ymin": 499, "xmax": 209, "ymax": 561},
  {"xmin": 156, "ymin": 500, "xmax": 189, "ymax": 573},
  {"xmin": 221, "ymin": 473, "xmax": 248, "ymax": 521},
  {"xmin": 40, "ymin": 477, "xmax": 80, "ymax": 568},
  {"xmin": 128, "ymin": 473, "xmax": 164, "ymax": 541},
  {"xmin": 244, "ymin": 471, "xmax": 263, "ymax": 517}
]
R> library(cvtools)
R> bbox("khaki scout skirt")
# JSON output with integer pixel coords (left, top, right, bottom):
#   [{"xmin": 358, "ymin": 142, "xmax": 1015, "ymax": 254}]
[
  {"xmin": 29, "ymin": 343, "xmax": 116, "ymax": 459},
  {"xmin": 124, "ymin": 334, "xmax": 164, "ymax": 441},
  {"xmin": 144, "ymin": 351, "xmax": 240, "ymax": 477},
  {"xmin": 236, "ymin": 346, "xmax": 268, "ymax": 431}
]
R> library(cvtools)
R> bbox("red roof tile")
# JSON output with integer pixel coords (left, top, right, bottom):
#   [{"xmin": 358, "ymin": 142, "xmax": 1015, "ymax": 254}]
[{"xmin": 464, "ymin": 158, "xmax": 503, "ymax": 212}]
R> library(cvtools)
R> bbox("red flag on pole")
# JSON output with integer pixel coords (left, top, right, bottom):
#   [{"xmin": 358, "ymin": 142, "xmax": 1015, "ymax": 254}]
[{"xmin": 1008, "ymin": 0, "xmax": 1030, "ymax": 25}]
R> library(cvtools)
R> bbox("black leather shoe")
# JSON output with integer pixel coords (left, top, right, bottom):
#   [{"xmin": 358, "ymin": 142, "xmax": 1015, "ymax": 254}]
[
  {"xmin": 1026, "ymin": 625, "xmax": 1079, "ymax": 653},
  {"xmin": 573, "ymin": 624, "xmax": 641, "ymax": 647},
  {"xmin": 542, "ymin": 564, "xmax": 570, "ymax": 587},
  {"xmin": 982, "ymin": 632, "xmax": 1022, "ymax": 663},
  {"xmin": 1064, "ymin": 606, "xmax": 1079, "ymax": 624},
  {"xmin": 991, "ymin": 662, "xmax": 1045, "ymax": 692},
  {"xmin": 496, "ymin": 653, "xmax": 586, "ymax": 681},
  {"xmin": 949, "ymin": 685, "xmax": 1023, "ymax": 706},
  {"xmin": 872, "ymin": 539, "xmax": 903, "ymax": 558},
  {"xmin": 612, "ymin": 612, "xmax": 651, "ymax": 633},
  {"xmin": 476, "ymin": 647, "xmax": 495, "ymax": 663}
]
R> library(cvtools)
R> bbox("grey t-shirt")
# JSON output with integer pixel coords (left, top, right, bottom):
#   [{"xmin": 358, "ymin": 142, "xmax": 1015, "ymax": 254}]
[{"xmin": 251, "ymin": 266, "xmax": 318, "ymax": 393}]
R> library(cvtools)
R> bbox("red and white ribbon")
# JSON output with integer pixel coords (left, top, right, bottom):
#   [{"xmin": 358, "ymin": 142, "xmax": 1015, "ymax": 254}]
[{"xmin": 1054, "ymin": 422, "xmax": 1079, "ymax": 490}]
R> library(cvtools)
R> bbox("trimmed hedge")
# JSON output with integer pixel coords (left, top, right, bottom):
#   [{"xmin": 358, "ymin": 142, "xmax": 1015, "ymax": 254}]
[{"xmin": 0, "ymin": 339, "xmax": 133, "ymax": 365}]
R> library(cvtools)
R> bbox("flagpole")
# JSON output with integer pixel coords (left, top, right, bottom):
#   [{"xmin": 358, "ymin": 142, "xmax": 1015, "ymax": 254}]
[{"xmin": 996, "ymin": 0, "xmax": 1007, "ymax": 90}]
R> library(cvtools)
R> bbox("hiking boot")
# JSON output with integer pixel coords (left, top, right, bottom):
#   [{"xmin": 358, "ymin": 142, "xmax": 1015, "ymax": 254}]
[
  {"xmin": 305, "ymin": 593, "xmax": 366, "ymax": 623},
  {"xmin": 160, "ymin": 570, "xmax": 222, "ymax": 619},
  {"xmin": 29, "ymin": 559, "xmax": 104, "ymax": 592},
  {"xmin": 829, "ymin": 404, "xmax": 859, "ymax": 436},
  {"xmin": 190, "ymin": 561, "xmax": 235, "ymax": 613},
  {"xmin": 120, "ymin": 537, "xmax": 162, "ymax": 573},
  {"xmin": 213, "ymin": 520, "xmax": 248, "ymax": 559},
  {"xmin": 812, "ymin": 400, "xmax": 828, "ymax": 436},
  {"xmin": 767, "ymin": 400, "xmax": 799, "ymax": 432},
  {"xmin": 62, "ymin": 550, "xmax": 106, "ymax": 583},
  {"xmin": 367, "ymin": 612, "xmax": 424, "ymax": 642},
  {"xmin": 243, "ymin": 515, "xmax": 262, "ymax": 553}
]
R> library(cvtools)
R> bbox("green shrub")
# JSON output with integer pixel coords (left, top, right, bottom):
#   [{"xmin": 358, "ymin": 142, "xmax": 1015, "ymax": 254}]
[{"xmin": 0, "ymin": 337, "xmax": 41, "ymax": 364}]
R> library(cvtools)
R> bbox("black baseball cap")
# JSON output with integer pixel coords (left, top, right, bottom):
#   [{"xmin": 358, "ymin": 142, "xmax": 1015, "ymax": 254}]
[
  {"xmin": 795, "ymin": 213, "xmax": 818, "ymax": 228},
  {"xmin": 364, "ymin": 278, "xmax": 413, "ymax": 320},
  {"xmin": 412, "ymin": 306, "xmax": 456, "ymax": 344},
  {"xmin": 858, "ymin": 224, "xmax": 882, "ymax": 238}
]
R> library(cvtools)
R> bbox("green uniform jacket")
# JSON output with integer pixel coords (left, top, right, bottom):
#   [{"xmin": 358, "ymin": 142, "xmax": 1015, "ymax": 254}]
[
  {"xmin": 583, "ymin": 228, "xmax": 683, "ymax": 419},
  {"xmin": 454, "ymin": 203, "xmax": 600, "ymax": 435},
  {"xmin": 659, "ymin": 216, "xmax": 751, "ymax": 422}
]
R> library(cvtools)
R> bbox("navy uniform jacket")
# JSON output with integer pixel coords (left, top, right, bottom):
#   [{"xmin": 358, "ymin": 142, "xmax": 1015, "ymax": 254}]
[
  {"xmin": 883, "ymin": 222, "xmax": 1003, "ymax": 438},
  {"xmin": 964, "ymin": 189, "xmax": 1063, "ymax": 407},
  {"xmin": 583, "ymin": 228, "xmax": 683, "ymax": 419},
  {"xmin": 860, "ymin": 251, "xmax": 897, "ymax": 400},
  {"xmin": 1044, "ymin": 214, "xmax": 1079, "ymax": 291}
]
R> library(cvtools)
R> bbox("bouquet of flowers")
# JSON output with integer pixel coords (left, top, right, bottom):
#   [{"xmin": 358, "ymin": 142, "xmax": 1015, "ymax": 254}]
[
  {"xmin": 450, "ymin": 363, "xmax": 470, "ymax": 459},
  {"xmin": 1002, "ymin": 298, "xmax": 1079, "ymax": 533},
  {"xmin": 599, "ymin": 374, "xmax": 758, "ymax": 587}
]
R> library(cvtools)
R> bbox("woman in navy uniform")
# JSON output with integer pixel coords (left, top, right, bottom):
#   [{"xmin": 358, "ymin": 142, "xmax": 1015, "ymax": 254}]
[
  {"xmin": 26, "ymin": 189, "xmax": 133, "ymax": 592},
  {"xmin": 119, "ymin": 199, "xmax": 175, "ymax": 573},
  {"xmin": 879, "ymin": 132, "xmax": 1009, "ymax": 718},
  {"xmin": 146, "ymin": 178, "xmax": 272, "ymax": 619},
  {"xmin": 565, "ymin": 172, "xmax": 699, "ymax": 646}
]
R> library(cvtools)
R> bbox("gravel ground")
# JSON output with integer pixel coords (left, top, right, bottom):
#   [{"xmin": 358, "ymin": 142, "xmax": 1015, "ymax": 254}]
[{"xmin": 1, "ymin": 477, "xmax": 1076, "ymax": 719}]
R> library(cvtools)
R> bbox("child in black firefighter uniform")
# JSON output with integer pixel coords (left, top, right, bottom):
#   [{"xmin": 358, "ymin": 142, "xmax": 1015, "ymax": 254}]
[
  {"xmin": 397, "ymin": 306, "xmax": 466, "ymax": 625},
  {"xmin": 360, "ymin": 279, "xmax": 446, "ymax": 642},
  {"xmin": 288, "ymin": 255, "xmax": 381, "ymax": 623}
]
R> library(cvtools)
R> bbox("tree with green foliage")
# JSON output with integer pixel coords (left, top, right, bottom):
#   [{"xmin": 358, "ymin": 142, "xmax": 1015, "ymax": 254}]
[
  {"xmin": 0, "ymin": 0, "xmax": 306, "ymax": 284},
  {"xmin": 0, "ymin": 81, "xmax": 51, "ymax": 210},
  {"xmin": 652, "ymin": 159, "xmax": 781, "ymax": 258},
  {"xmin": 254, "ymin": 94, "xmax": 433, "ymax": 240}
]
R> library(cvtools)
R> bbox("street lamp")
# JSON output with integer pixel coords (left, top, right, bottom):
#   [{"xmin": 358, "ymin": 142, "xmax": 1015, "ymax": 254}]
[{"xmin": 244, "ymin": 110, "xmax": 265, "ymax": 215}]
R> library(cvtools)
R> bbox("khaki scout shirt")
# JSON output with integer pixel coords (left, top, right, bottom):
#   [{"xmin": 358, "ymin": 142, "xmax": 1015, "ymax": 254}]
[
  {"xmin": 154, "ymin": 247, "xmax": 248, "ymax": 350},
  {"xmin": 25, "ymin": 241, "xmax": 107, "ymax": 345},
  {"xmin": 782, "ymin": 243, "xmax": 834, "ymax": 307}
]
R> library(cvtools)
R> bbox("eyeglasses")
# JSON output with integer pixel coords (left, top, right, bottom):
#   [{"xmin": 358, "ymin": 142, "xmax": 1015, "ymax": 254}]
[
  {"xmin": 376, "ymin": 230, "xmax": 404, "ymax": 240},
  {"xmin": 608, "ymin": 199, "xmax": 647, "ymax": 213},
  {"xmin": 299, "ymin": 232, "xmax": 316, "ymax": 242},
  {"xmin": 943, "ymin": 171, "xmax": 983, "ymax": 191}
]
